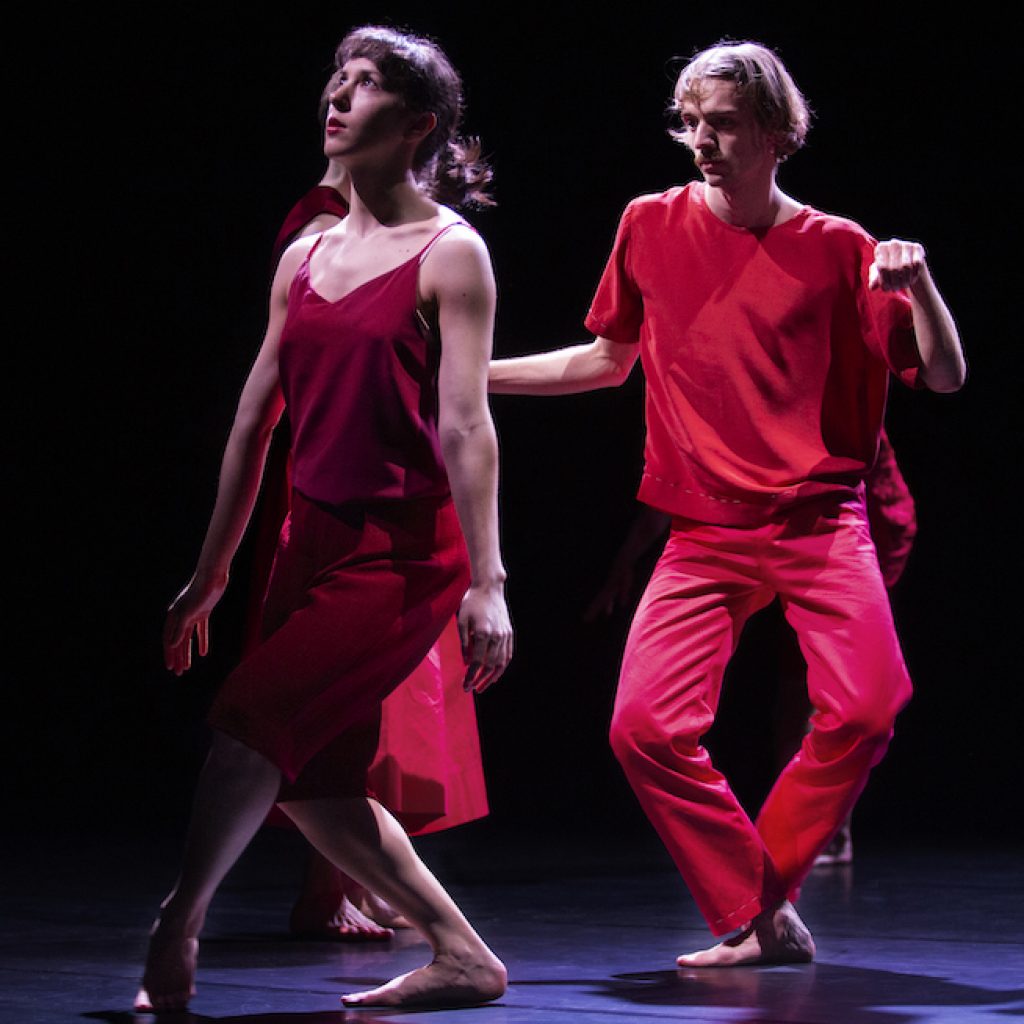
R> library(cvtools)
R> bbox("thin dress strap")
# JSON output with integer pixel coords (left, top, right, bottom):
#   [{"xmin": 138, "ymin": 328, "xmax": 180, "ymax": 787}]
[
  {"xmin": 417, "ymin": 220, "xmax": 472, "ymax": 264},
  {"xmin": 414, "ymin": 222, "xmax": 473, "ymax": 337}
]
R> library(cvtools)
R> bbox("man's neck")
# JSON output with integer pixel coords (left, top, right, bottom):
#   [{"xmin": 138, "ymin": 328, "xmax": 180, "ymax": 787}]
[{"xmin": 703, "ymin": 179, "xmax": 800, "ymax": 230}]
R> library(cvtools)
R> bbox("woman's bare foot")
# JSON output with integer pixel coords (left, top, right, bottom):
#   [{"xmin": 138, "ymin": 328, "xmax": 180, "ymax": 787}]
[
  {"xmin": 134, "ymin": 918, "xmax": 199, "ymax": 1012},
  {"xmin": 290, "ymin": 894, "xmax": 393, "ymax": 942},
  {"xmin": 349, "ymin": 883, "xmax": 412, "ymax": 929},
  {"xmin": 676, "ymin": 900, "xmax": 815, "ymax": 968},
  {"xmin": 341, "ymin": 946, "xmax": 507, "ymax": 1008}
]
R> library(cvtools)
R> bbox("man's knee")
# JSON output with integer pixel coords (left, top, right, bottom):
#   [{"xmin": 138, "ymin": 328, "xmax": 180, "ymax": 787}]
[
  {"xmin": 608, "ymin": 692, "xmax": 707, "ymax": 774},
  {"xmin": 824, "ymin": 675, "xmax": 912, "ymax": 747},
  {"xmin": 608, "ymin": 702, "xmax": 645, "ymax": 769}
]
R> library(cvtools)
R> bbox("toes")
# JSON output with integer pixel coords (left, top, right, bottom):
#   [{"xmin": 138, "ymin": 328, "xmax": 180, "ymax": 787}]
[
  {"xmin": 341, "ymin": 988, "xmax": 388, "ymax": 1007},
  {"xmin": 134, "ymin": 986, "xmax": 191, "ymax": 1012}
]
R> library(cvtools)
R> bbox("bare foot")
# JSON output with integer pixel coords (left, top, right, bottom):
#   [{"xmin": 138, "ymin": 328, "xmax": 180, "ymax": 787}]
[
  {"xmin": 290, "ymin": 894, "xmax": 393, "ymax": 942},
  {"xmin": 349, "ymin": 884, "xmax": 412, "ymax": 929},
  {"xmin": 676, "ymin": 901, "xmax": 815, "ymax": 968},
  {"xmin": 134, "ymin": 918, "xmax": 198, "ymax": 1012},
  {"xmin": 814, "ymin": 818, "xmax": 853, "ymax": 867},
  {"xmin": 341, "ymin": 947, "xmax": 507, "ymax": 1008}
]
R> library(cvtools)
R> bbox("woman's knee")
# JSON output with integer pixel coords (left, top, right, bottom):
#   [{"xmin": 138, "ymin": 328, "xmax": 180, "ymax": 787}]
[{"xmin": 208, "ymin": 729, "xmax": 278, "ymax": 775}]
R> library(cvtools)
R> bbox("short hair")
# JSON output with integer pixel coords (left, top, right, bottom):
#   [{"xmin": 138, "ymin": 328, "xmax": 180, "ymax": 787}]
[
  {"xmin": 333, "ymin": 25, "xmax": 493, "ymax": 208},
  {"xmin": 670, "ymin": 41, "xmax": 811, "ymax": 158}
]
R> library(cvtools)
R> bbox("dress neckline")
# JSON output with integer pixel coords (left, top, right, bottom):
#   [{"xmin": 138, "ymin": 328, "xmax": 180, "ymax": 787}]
[{"xmin": 303, "ymin": 222, "xmax": 464, "ymax": 306}]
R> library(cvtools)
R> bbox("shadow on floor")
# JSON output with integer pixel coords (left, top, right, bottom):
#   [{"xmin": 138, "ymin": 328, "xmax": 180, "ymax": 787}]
[{"xmin": 590, "ymin": 964, "xmax": 1024, "ymax": 1022}]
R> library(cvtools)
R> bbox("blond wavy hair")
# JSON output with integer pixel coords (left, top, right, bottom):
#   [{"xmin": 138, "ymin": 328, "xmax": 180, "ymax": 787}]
[{"xmin": 670, "ymin": 41, "xmax": 812, "ymax": 159}]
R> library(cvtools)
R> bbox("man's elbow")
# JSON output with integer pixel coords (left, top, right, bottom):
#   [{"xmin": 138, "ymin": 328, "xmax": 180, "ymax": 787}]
[
  {"xmin": 922, "ymin": 357, "xmax": 968, "ymax": 394},
  {"xmin": 593, "ymin": 337, "xmax": 637, "ymax": 389},
  {"xmin": 927, "ymin": 376, "xmax": 966, "ymax": 395},
  {"xmin": 606, "ymin": 358, "xmax": 634, "ymax": 388}
]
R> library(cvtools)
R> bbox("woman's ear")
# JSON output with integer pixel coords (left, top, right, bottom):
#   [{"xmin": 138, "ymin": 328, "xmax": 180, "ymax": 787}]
[{"xmin": 407, "ymin": 110, "xmax": 438, "ymax": 144}]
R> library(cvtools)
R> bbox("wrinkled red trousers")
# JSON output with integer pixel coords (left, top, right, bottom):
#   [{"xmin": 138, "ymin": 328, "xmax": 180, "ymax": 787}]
[{"xmin": 610, "ymin": 499, "xmax": 912, "ymax": 935}]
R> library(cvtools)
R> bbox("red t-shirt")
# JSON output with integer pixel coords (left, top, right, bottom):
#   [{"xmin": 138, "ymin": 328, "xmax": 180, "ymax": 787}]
[
  {"xmin": 865, "ymin": 429, "xmax": 917, "ymax": 588},
  {"xmin": 585, "ymin": 183, "xmax": 921, "ymax": 525}
]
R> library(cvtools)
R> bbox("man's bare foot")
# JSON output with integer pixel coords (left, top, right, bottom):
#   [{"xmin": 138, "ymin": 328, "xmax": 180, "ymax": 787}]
[
  {"xmin": 290, "ymin": 894, "xmax": 393, "ymax": 942},
  {"xmin": 134, "ymin": 918, "xmax": 199, "ymax": 1012},
  {"xmin": 676, "ymin": 900, "xmax": 815, "ymax": 968},
  {"xmin": 349, "ymin": 884, "xmax": 412, "ymax": 929},
  {"xmin": 341, "ymin": 947, "xmax": 507, "ymax": 1008}
]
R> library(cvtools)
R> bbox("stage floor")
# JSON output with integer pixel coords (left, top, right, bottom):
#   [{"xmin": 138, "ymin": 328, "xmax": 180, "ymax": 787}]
[{"xmin": 1, "ymin": 822, "xmax": 1021, "ymax": 1023}]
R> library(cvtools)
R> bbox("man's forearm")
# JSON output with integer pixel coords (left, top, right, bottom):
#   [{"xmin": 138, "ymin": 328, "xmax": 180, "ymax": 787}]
[
  {"xmin": 489, "ymin": 337, "xmax": 636, "ymax": 395},
  {"xmin": 909, "ymin": 267, "xmax": 966, "ymax": 394}
]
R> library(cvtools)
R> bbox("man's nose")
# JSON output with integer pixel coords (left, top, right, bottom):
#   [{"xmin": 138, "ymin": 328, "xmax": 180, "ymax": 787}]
[{"xmin": 692, "ymin": 121, "xmax": 715, "ymax": 150}]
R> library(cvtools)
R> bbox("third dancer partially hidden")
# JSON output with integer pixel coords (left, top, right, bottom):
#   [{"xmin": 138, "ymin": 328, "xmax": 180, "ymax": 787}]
[{"xmin": 489, "ymin": 40, "xmax": 965, "ymax": 967}]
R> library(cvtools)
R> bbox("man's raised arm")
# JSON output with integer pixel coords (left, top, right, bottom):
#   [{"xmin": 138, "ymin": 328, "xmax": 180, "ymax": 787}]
[{"xmin": 870, "ymin": 239, "xmax": 966, "ymax": 394}]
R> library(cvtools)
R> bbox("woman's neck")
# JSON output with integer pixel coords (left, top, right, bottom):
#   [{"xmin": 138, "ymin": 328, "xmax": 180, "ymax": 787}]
[{"xmin": 345, "ymin": 167, "xmax": 436, "ymax": 234}]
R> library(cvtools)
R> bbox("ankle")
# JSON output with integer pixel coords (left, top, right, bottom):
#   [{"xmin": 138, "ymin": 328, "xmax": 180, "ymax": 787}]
[
  {"xmin": 156, "ymin": 896, "xmax": 205, "ymax": 939},
  {"xmin": 433, "ymin": 933, "xmax": 499, "ymax": 967}
]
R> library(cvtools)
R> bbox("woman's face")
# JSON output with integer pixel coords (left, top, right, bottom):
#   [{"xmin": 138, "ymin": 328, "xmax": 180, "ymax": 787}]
[{"xmin": 322, "ymin": 57, "xmax": 414, "ymax": 164}]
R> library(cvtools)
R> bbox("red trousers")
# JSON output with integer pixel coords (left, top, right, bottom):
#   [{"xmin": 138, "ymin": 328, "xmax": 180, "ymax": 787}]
[
  {"xmin": 610, "ymin": 500, "xmax": 912, "ymax": 935},
  {"xmin": 209, "ymin": 490, "xmax": 470, "ymax": 792}
]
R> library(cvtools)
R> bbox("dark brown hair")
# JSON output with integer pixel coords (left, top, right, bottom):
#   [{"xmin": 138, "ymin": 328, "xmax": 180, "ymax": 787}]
[{"xmin": 335, "ymin": 25, "xmax": 494, "ymax": 208}]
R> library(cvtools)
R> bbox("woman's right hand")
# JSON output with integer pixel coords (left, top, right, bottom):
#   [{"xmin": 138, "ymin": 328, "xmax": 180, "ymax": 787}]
[{"xmin": 162, "ymin": 570, "xmax": 229, "ymax": 675}]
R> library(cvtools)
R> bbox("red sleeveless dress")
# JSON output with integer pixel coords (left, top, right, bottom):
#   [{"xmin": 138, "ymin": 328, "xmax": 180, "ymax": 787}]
[
  {"xmin": 212, "ymin": 218, "xmax": 488, "ymax": 822},
  {"xmin": 241, "ymin": 186, "xmax": 352, "ymax": 651}
]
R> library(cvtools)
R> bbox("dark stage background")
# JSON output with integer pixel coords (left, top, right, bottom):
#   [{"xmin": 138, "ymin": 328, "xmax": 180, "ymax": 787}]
[{"xmin": 13, "ymin": 3, "xmax": 1018, "ymax": 848}]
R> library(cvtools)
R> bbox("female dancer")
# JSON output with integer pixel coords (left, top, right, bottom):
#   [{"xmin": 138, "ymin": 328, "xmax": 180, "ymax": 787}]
[
  {"xmin": 254, "ymin": 85, "xmax": 489, "ymax": 942},
  {"xmin": 138, "ymin": 25, "xmax": 511, "ymax": 1011}
]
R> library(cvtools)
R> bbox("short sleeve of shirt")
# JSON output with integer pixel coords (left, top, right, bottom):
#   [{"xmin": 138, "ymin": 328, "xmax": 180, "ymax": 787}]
[
  {"xmin": 584, "ymin": 203, "xmax": 644, "ymax": 344},
  {"xmin": 854, "ymin": 234, "xmax": 921, "ymax": 389}
]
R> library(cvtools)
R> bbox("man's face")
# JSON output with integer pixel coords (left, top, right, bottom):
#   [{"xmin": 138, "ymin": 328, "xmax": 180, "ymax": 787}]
[{"xmin": 676, "ymin": 78, "xmax": 777, "ymax": 192}]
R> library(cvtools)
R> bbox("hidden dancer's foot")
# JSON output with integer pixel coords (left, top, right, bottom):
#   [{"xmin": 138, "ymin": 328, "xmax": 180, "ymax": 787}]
[
  {"xmin": 349, "ymin": 883, "xmax": 411, "ymax": 929},
  {"xmin": 814, "ymin": 818, "xmax": 853, "ymax": 867},
  {"xmin": 290, "ymin": 894, "xmax": 393, "ymax": 942}
]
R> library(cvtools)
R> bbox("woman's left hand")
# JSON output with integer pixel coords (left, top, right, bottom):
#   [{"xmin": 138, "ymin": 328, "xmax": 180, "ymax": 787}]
[{"xmin": 458, "ymin": 582, "xmax": 513, "ymax": 693}]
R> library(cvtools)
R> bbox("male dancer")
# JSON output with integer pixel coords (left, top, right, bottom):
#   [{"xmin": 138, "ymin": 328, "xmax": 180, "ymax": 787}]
[{"xmin": 490, "ymin": 41, "xmax": 964, "ymax": 966}]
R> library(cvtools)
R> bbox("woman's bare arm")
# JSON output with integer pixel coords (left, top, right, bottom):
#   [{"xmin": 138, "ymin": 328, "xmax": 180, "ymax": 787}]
[
  {"xmin": 424, "ymin": 227, "xmax": 513, "ymax": 693},
  {"xmin": 162, "ymin": 240, "xmax": 311, "ymax": 674}
]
